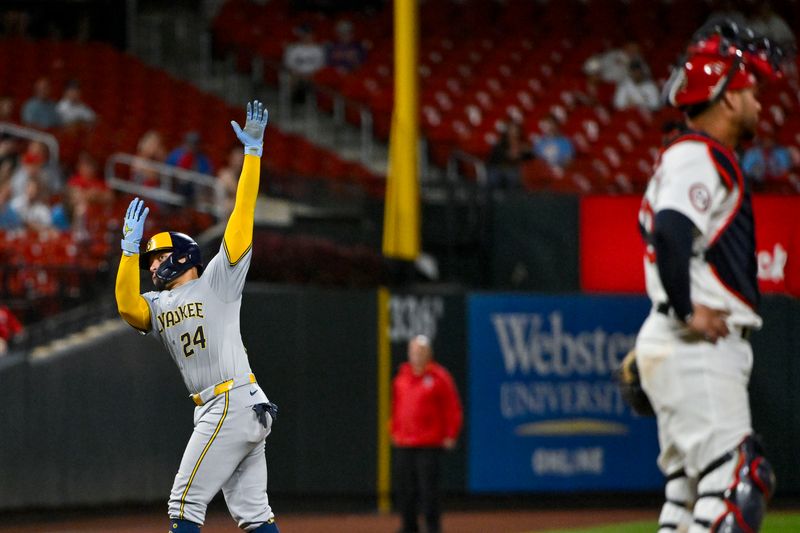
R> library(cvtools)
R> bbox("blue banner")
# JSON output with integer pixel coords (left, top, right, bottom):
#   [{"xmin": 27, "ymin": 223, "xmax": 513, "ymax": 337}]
[{"xmin": 468, "ymin": 294, "xmax": 662, "ymax": 492}]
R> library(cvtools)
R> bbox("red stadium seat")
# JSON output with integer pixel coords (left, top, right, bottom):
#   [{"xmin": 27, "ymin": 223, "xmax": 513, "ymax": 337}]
[{"xmin": 199, "ymin": 0, "xmax": 800, "ymax": 197}]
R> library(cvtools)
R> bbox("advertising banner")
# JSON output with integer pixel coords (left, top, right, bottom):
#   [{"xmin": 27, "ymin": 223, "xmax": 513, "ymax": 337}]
[
  {"xmin": 752, "ymin": 196, "xmax": 800, "ymax": 295},
  {"xmin": 580, "ymin": 196, "xmax": 646, "ymax": 293},
  {"xmin": 579, "ymin": 195, "xmax": 800, "ymax": 296},
  {"xmin": 468, "ymin": 294, "xmax": 661, "ymax": 492}
]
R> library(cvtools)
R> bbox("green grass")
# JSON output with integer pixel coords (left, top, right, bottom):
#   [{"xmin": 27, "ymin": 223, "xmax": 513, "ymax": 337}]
[{"xmin": 534, "ymin": 512, "xmax": 800, "ymax": 533}]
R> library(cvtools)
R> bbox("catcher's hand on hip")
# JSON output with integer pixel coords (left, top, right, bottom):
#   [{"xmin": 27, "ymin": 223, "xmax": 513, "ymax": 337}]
[
  {"xmin": 231, "ymin": 100, "xmax": 269, "ymax": 157},
  {"xmin": 686, "ymin": 304, "xmax": 730, "ymax": 343},
  {"xmin": 121, "ymin": 197, "xmax": 149, "ymax": 255}
]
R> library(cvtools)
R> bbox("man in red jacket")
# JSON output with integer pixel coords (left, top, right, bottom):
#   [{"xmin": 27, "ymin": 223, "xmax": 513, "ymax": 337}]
[{"xmin": 390, "ymin": 335, "xmax": 463, "ymax": 533}]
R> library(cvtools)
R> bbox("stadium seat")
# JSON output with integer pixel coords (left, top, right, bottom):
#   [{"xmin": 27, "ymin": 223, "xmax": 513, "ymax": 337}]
[{"xmin": 206, "ymin": 0, "xmax": 799, "ymax": 195}]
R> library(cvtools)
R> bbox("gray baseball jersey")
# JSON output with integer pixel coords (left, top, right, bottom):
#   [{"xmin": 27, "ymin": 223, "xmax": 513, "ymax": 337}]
[
  {"xmin": 142, "ymin": 242, "xmax": 275, "ymax": 528},
  {"xmin": 142, "ymin": 242, "xmax": 253, "ymax": 393}
]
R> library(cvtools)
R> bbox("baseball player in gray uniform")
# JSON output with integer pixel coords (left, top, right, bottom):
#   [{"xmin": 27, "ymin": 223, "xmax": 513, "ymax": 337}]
[
  {"xmin": 115, "ymin": 101, "xmax": 279, "ymax": 533},
  {"xmin": 636, "ymin": 21, "xmax": 784, "ymax": 533}
]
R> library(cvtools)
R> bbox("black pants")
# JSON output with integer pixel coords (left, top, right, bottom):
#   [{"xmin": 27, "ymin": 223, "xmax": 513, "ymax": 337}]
[{"xmin": 395, "ymin": 446, "xmax": 442, "ymax": 533}]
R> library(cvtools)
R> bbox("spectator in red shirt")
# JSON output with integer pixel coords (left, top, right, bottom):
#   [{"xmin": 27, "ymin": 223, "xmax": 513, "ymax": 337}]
[
  {"xmin": 51, "ymin": 152, "xmax": 108, "ymax": 240},
  {"xmin": 0, "ymin": 305, "xmax": 22, "ymax": 356},
  {"xmin": 390, "ymin": 335, "xmax": 463, "ymax": 533},
  {"xmin": 66, "ymin": 152, "xmax": 111, "ymax": 203}
]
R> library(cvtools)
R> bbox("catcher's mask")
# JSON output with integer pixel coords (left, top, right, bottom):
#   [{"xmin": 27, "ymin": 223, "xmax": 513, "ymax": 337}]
[
  {"xmin": 140, "ymin": 231, "xmax": 204, "ymax": 289},
  {"xmin": 663, "ymin": 18, "xmax": 789, "ymax": 116}
]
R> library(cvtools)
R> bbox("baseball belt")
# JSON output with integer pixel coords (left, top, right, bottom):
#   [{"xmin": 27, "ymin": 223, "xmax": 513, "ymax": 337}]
[
  {"xmin": 655, "ymin": 303, "xmax": 752, "ymax": 340},
  {"xmin": 192, "ymin": 373, "xmax": 257, "ymax": 406}
]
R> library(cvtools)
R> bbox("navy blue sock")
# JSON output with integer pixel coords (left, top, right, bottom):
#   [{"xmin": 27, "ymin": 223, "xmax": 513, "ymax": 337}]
[
  {"xmin": 170, "ymin": 518, "xmax": 201, "ymax": 532},
  {"xmin": 251, "ymin": 518, "xmax": 279, "ymax": 532}
]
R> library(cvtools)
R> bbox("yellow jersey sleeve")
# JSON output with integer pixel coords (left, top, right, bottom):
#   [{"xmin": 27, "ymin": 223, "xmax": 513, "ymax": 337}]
[
  {"xmin": 115, "ymin": 254, "xmax": 151, "ymax": 332},
  {"xmin": 223, "ymin": 154, "xmax": 260, "ymax": 265}
]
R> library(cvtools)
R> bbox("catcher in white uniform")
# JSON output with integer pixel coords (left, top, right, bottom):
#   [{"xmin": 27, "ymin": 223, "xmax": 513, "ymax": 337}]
[
  {"xmin": 115, "ymin": 101, "xmax": 279, "ymax": 533},
  {"xmin": 635, "ymin": 20, "xmax": 786, "ymax": 533}
]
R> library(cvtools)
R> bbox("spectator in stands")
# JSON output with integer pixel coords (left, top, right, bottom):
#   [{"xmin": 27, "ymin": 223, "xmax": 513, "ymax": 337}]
[
  {"xmin": 391, "ymin": 335, "xmax": 463, "ymax": 533},
  {"xmin": 65, "ymin": 152, "xmax": 111, "ymax": 204},
  {"xmin": 486, "ymin": 120, "xmax": 532, "ymax": 190},
  {"xmin": 56, "ymin": 80, "xmax": 96, "ymax": 126},
  {"xmin": 0, "ymin": 179, "xmax": 21, "ymax": 229},
  {"xmin": 742, "ymin": 125, "xmax": 793, "ymax": 186},
  {"xmin": 217, "ymin": 145, "xmax": 244, "ymax": 218},
  {"xmin": 326, "ymin": 20, "xmax": 365, "ymax": 73},
  {"xmin": 613, "ymin": 59, "xmax": 661, "ymax": 112},
  {"xmin": 132, "ymin": 130, "xmax": 167, "ymax": 185},
  {"xmin": 749, "ymin": 2, "xmax": 796, "ymax": 52},
  {"xmin": 583, "ymin": 41, "xmax": 645, "ymax": 85},
  {"xmin": 0, "ymin": 305, "xmax": 23, "ymax": 356},
  {"xmin": 51, "ymin": 185, "xmax": 89, "ymax": 242},
  {"xmin": 167, "ymin": 131, "xmax": 212, "ymax": 202},
  {"xmin": 576, "ymin": 62, "xmax": 614, "ymax": 108},
  {"xmin": 0, "ymin": 96, "xmax": 15, "ymax": 122},
  {"xmin": 10, "ymin": 141, "xmax": 61, "ymax": 198},
  {"xmin": 283, "ymin": 24, "xmax": 326, "ymax": 105},
  {"xmin": 533, "ymin": 116, "xmax": 575, "ymax": 169},
  {"xmin": 21, "ymin": 78, "xmax": 61, "ymax": 129},
  {"xmin": 166, "ymin": 131, "xmax": 213, "ymax": 175},
  {"xmin": 10, "ymin": 177, "xmax": 52, "ymax": 232}
]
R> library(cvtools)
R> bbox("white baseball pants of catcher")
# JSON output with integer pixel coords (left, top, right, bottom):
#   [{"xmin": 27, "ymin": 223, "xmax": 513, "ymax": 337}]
[{"xmin": 635, "ymin": 309, "xmax": 754, "ymax": 531}]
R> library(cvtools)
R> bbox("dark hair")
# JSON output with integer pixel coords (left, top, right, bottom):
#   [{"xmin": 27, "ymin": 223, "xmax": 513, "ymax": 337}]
[
  {"xmin": 682, "ymin": 102, "xmax": 712, "ymax": 119},
  {"xmin": 661, "ymin": 120, "xmax": 684, "ymax": 133}
]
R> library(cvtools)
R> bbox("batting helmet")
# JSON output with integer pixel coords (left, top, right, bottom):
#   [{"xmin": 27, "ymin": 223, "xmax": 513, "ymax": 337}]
[
  {"xmin": 139, "ymin": 231, "xmax": 204, "ymax": 287},
  {"xmin": 664, "ymin": 19, "xmax": 786, "ymax": 111}
]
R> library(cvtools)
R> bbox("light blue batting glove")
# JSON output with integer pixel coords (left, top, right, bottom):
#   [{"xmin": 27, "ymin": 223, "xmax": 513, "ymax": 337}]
[
  {"xmin": 121, "ymin": 197, "xmax": 149, "ymax": 255},
  {"xmin": 230, "ymin": 99, "xmax": 269, "ymax": 157}
]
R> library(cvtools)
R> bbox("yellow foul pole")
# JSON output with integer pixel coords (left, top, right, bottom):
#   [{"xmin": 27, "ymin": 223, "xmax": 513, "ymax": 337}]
[
  {"xmin": 382, "ymin": 0, "xmax": 420, "ymax": 261},
  {"xmin": 376, "ymin": 286, "xmax": 392, "ymax": 513}
]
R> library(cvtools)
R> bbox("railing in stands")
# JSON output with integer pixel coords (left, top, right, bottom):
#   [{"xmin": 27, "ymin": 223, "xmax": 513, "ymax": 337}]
[
  {"xmin": 15, "ymin": 298, "xmax": 119, "ymax": 355},
  {"xmin": 272, "ymin": 64, "xmax": 439, "ymax": 179},
  {"xmin": 104, "ymin": 153, "xmax": 225, "ymax": 219},
  {"xmin": 0, "ymin": 122, "xmax": 60, "ymax": 164},
  {"xmin": 277, "ymin": 67, "xmax": 377, "ymax": 167}
]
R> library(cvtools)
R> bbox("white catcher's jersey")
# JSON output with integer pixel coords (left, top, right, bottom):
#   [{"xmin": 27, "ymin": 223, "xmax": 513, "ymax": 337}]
[
  {"xmin": 639, "ymin": 132, "xmax": 762, "ymax": 328},
  {"xmin": 142, "ymin": 242, "xmax": 253, "ymax": 393}
]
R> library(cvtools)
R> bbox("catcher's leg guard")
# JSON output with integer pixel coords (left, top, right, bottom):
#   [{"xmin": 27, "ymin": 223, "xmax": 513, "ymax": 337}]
[
  {"xmin": 691, "ymin": 435, "xmax": 775, "ymax": 532},
  {"xmin": 659, "ymin": 469, "xmax": 694, "ymax": 532}
]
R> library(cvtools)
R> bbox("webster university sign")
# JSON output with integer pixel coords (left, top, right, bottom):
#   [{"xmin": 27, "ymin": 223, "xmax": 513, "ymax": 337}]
[{"xmin": 468, "ymin": 295, "xmax": 662, "ymax": 492}]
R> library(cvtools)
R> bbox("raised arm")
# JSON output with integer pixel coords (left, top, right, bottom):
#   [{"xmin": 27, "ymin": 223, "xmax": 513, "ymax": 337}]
[
  {"xmin": 224, "ymin": 100, "xmax": 269, "ymax": 265},
  {"xmin": 115, "ymin": 197, "xmax": 152, "ymax": 332}
]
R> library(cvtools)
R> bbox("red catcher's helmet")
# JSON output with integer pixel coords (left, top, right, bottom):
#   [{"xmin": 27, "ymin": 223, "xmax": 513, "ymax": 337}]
[{"xmin": 665, "ymin": 19, "xmax": 786, "ymax": 108}]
